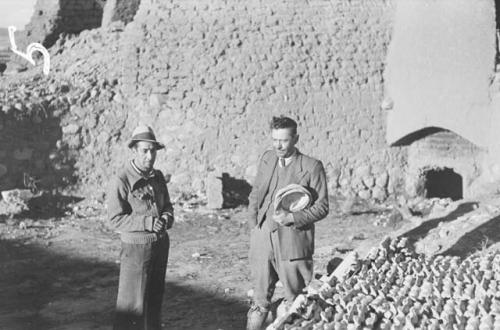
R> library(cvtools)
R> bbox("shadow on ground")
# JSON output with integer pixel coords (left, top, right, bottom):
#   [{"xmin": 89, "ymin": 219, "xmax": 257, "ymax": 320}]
[
  {"xmin": 403, "ymin": 202, "xmax": 478, "ymax": 245},
  {"xmin": 164, "ymin": 281, "xmax": 248, "ymax": 329},
  {"xmin": 22, "ymin": 193, "xmax": 85, "ymax": 219},
  {"xmin": 441, "ymin": 215, "xmax": 500, "ymax": 258},
  {"xmin": 0, "ymin": 238, "xmax": 115, "ymax": 330},
  {"xmin": 0, "ymin": 238, "xmax": 247, "ymax": 330}
]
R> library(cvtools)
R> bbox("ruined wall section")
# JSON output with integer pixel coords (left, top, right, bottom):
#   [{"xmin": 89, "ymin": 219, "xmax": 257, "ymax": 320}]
[
  {"xmin": 116, "ymin": 0, "xmax": 404, "ymax": 200},
  {"xmin": 101, "ymin": 0, "xmax": 142, "ymax": 27},
  {"xmin": 0, "ymin": 27, "xmax": 127, "ymax": 197},
  {"xmin": 0, "ymin": 78, "xmax": 75, "ymax": 192},
  {"xmin": 19, "ymin": 0, "xmax": 104, "ymax": 48}
]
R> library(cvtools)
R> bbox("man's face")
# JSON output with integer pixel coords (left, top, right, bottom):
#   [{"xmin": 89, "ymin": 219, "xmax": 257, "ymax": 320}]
[
  {"xmin": 272, "ymin": 128, "xmax": 298, "ymax": 158},
  {"xmin": 132, "ymin": 141, "xmax": 157, "ymax": 172}
]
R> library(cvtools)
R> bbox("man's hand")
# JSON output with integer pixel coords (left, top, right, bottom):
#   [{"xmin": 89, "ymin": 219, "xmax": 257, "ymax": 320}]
[
  {"xmin": 273, "ymin": 211, "xmax": 294, "ymax": 226},
  {"xmin": 164, "ymin": 214, "xmax": 174, "ymax": 230},
  {"xmin": 152, "ymin": 217, "xmax": 166, "ymax": 233}
]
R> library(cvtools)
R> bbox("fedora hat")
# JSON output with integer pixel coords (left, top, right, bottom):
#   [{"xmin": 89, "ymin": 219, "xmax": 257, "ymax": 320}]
[
  {"xmin": 274, "ymin": 184, "xmax": 312, "ymax": 213},
  {"xmin": 127, "ymin": 125, "xmax": 165, "ymax": 149}
]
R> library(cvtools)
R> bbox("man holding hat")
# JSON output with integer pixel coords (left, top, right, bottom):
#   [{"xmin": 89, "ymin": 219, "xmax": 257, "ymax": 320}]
[
  {"xmin": 107, "ymin": 125, "xmax": 174, "ymax": 330},
  {"xmin": 246, "ymin": 116, "xmax": 329, "ymax": 330}
]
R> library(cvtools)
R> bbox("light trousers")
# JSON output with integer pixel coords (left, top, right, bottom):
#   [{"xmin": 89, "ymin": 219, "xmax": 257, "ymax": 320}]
[{"xmin": 249, "ymin": 224, "xmax": 313, "ymax": 310}]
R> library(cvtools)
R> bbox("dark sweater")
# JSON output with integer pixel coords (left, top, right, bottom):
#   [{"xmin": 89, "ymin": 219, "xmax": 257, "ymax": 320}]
[
  {"xmin": 107, "ymin": 161, "xmax": 173, "ymax": 244},
  {"xmin": 263, "ymin": 162, "xmax": 295, "ymax": 231}
]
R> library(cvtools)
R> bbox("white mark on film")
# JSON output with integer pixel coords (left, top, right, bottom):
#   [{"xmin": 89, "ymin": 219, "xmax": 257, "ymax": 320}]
[{"xmin": 8, "ymin": 26, "xmax": 50, "ymax": 75}]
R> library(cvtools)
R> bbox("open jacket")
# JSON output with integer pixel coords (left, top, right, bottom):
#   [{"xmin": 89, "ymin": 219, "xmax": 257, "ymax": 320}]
[{"xmin": 248, "ymin": 149, "xmax": 329, "ymax": 260}]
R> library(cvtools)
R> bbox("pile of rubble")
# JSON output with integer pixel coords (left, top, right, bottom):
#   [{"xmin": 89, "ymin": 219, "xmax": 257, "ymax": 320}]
[
  {"xmin": 269, "ymin": 237, "xmax": 500, "ymax": 330},
  {"xmin": 372, "ymin": 197, "xmax": 455, "ymax": 228},
  {"xmin": 0, "ymin": 23, "xmax": 129, "ymax": 197}
]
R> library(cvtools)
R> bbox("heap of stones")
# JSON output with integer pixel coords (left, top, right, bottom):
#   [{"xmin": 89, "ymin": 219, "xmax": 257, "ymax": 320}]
[
  {"xmin": 270, "ymin": 237, "xmax": 500, "ymax": 330},
  {"xmin": 0, "ymin": 23, "xmax": 127, "ymax": 197}
]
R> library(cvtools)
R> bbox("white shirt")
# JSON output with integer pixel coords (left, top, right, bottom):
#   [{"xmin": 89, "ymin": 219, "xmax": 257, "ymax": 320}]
[{"xmin": 278, "ymin": 150, "xmax": 296, "ymax": 168}]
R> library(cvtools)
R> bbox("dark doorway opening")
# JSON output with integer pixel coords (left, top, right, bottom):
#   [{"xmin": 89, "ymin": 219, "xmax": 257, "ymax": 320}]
[{"xmin": 423, "ymin": 168, "xmax": 463, "ymax": 201}]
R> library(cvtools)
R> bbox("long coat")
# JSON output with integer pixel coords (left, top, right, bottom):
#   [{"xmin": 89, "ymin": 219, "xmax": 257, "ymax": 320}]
[{"xmin": 248, "ymin": 149, "xmax": 329, "ymax": 260}]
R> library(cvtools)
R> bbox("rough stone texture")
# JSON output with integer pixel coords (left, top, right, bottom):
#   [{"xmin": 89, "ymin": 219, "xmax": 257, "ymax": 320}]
[
  {"xmin": 0, "ymin": 189, "xmax": 34, "ymax": 215},
  {"xmin": 0, "ymin": 73, "xmax": 88, "ymax": 192},
  {"xmin": 206, "ymin": 173, "xmax": 224, "ymax": 209},
  {"xmin": 405, "ymin": 130, "xmax": 484, "ymax": 199},
  {"xmin": 385, "ymin": 0, "xmax": 496, "ymax": 147},
  {"xmin": 115, "ymin": 0, "xmax": 403, "ymax": 199},
  {"xmin": 1, "ymin": 189, "xmax": 35, "ymax": 205},
  {"xmin": 0, "ymin": 28, "xmax": 10, "ymax": 68},
  {"xmin": 1, "ymin": 0, "xmax": 499, "ymax": 202},
  {"xmin": 19, "ymin": 0, "xmax": 105, "ymax": 48},
  {"xmin": 101, "ymin": 0, "xmax": 141, "ymax": 27}
]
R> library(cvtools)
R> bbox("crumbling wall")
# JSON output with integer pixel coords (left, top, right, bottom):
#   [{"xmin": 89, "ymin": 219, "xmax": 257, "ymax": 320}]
[
  {"xmin": 0, "ymin": 24, "xmax": 129, "ymax": 198},
  {"xmin": 113, "ymin": 0, "xmax": 405, "ymax": 200},
  {"xmin": 4, "ymin": 0, "xmax": 498, "ymax": 201},
  {"xmin": 101, "ymin": 0, "xmax": 141, "ymax": 27},
  {"xmin": 0, "ymin": 29, "xmax": 9, "ymax": 70},
  {"xmin": 0, "ymin": 80, "xmax": 75, "ymax": 191},
  {"xmin": 20, "ymin": 0, "xmax": 105, "ymax": 47}
]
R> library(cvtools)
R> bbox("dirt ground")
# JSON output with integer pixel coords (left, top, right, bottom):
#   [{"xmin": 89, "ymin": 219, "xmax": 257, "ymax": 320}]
[{"xmin": 1, "ymin": 195, "xmax": 499, "ymax": 330}]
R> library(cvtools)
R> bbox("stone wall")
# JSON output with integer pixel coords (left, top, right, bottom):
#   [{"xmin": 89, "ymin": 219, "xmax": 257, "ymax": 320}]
[{"xmin": 114, "ymin": 0, "xmax": 405, "ymax": 200}]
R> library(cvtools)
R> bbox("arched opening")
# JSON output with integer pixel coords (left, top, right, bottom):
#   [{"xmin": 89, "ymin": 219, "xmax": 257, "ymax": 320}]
[
  {"xmin": 390, "ymin": 127, "xmax": 446, "ymax": 147},
  {"xmin": 389, "ymin": 126, "xmax": 478, "ymax": 149},
  {"xmin": 422, "ymin": 167, "xmax": 463, "ymax": 201}
]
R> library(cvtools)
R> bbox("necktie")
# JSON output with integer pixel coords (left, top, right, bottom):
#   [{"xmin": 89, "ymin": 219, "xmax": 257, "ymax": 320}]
[{"xmin": 279, "ymin": 158, "xmax": 285, "ymax": 167}]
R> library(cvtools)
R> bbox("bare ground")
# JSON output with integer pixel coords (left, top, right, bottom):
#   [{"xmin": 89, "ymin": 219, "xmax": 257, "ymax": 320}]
[{"xmin": 1, "ymin": 195, "xmax": 500, "ymax": 330}]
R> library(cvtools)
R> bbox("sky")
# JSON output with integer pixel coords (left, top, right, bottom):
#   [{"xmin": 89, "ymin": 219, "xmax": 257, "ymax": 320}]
[{"xmin": 0, "ymin": 0, "xmax": 37, "ymax": 28}]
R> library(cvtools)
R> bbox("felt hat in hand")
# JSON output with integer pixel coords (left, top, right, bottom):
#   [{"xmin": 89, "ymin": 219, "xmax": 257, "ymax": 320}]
[
  {"xmin": 274, "ymin": 183, "xmax": 312, "ymax": 213},
  {"xmin": 128, "ymin": 125, "xmax": 165, "ymax": 150}
]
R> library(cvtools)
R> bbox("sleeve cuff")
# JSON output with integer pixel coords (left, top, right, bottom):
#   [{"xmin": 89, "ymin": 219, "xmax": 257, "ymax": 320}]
[{"xmin": 292, "ymin": 212, "xmax": 306, "ymax": 228}]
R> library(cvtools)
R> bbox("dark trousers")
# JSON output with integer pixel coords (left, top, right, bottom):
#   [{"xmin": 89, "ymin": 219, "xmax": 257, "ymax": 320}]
[{"xmin": 114, "ymin": 234, "xmax": 170, "ymax": 330}]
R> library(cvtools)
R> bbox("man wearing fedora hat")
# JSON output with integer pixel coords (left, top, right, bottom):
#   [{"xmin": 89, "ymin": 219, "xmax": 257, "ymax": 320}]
[
  {"xmin": 246, "ymin": 116, "xmax": 329, "ymax": 330},
  {"xmin": 107, "ymin": 125, "xmax": 174, "ymax": 330}
]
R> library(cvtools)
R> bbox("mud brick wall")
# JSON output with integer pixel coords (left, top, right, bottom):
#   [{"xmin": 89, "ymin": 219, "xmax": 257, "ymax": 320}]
[
  {"xmin": 385, "ymin": 0, "xmax": 495, "ymax": 148},
  {"xmin": 21, "ymin": 0, "xmax": 105, "ymax": 47},
  {"xmin": 101, "ymin": 0, "xmax": 142, "ymax": 27},
  {"xmin": 0, "ymin": 95, "xmax": 73, "ymax": 191},
  {"xmin": 58, "ymin": 0, "xmax": 104, "ymax": 33},
  {"xmin": 114, "ymin": 0, "xmax": 406, "ymax": 199},
  {"xmin": 405, "ymin": 130, "xmax": 485, "ymax": 198}
]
